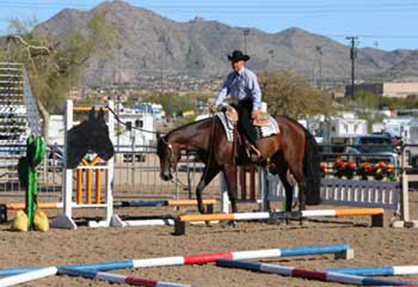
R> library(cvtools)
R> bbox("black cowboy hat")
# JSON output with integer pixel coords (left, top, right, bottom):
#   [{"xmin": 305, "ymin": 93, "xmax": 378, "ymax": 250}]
[{"xmin": 228, "ymin": 50, "xmax": 250, "ymax": 62}]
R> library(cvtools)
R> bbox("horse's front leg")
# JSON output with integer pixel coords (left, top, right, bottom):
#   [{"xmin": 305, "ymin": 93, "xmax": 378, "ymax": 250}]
[
  {"xmin": 196, "ymin": 165, "xmax": 220, "ymax": 214},
  {"xmin": 222, "ymin": 165, "xmax": 238, "ymax": 213}
]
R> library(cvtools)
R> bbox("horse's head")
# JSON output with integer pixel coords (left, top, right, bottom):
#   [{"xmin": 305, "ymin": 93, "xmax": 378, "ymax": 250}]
[
  {"xmin": 156, "ymin": 132, "xmax": 180, "ymax": 181},
  {"xmin": 66, "ymin": 108, "xmax": 115, "ymax": 169},
  {"xmin": 90, "ymin": 109, "xmax": 115, "ymax": 161}
]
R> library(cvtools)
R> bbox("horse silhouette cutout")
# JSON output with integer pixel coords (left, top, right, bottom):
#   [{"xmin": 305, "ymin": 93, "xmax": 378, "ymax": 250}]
[{"xmin": 66, "ymin": 108, "xmax": 115, "ymax": 169}]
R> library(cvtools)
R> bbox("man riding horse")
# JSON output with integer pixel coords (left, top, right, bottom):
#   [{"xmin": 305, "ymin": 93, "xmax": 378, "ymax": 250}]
[
  {"xmin": 156, "ymin": 50, "xmax": 321, "ymax": 215},
  {"xmin": 210, "ymin": 50, "xmax": 262, "ymax": 161}
]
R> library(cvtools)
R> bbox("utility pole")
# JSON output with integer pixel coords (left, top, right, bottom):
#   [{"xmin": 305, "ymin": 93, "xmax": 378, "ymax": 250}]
[
  {"xmin": 116, "ymin": 44, "xmax": 121, "ymax": 152},
  {"xmin": 243, "ymin": 29, "xmax": 250, "ymax": 54},
  {"xmin": 158, "ymin": 36, "xmax": 165, "ymax": 87},
  {"xmin": 315, "ymin": 46, "xmax": 323, "ymax": 90},
  {"xmin": 346, "ymin": 36, "xmax": 358, "ymax": 96}
]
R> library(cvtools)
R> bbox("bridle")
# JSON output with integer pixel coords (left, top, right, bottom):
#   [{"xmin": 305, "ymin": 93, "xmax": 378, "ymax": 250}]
[
  {"xmin": 160, "ymin": 136, "xmax": 188, "ymax": 189},
  {"xmin": 159, "ymin": 114, "xmax": 217, "ymax": 189},
  {"xmin": 160, "ymin": 136, "xmax": 174, "ymax": 171}
]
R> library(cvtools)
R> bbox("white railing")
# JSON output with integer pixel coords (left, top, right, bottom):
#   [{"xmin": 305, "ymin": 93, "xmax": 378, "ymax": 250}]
[{"xmin": 266, "ymin": 174, "xmax": 400, "ymax": 211}]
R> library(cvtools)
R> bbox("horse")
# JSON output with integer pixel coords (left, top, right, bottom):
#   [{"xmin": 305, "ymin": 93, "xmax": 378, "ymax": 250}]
[
  {"xmin": 66, "ymin": 108, "xmax": 115, "ymax": 169},
  {"xmin": 156, "ymin": 113, "xmax": 321, "ymax": 214}
]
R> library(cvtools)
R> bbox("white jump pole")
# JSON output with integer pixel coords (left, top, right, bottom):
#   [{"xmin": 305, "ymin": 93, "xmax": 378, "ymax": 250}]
[{"xmin": 0, "ymin": 267, "xmax": 57, "ymax": 287}]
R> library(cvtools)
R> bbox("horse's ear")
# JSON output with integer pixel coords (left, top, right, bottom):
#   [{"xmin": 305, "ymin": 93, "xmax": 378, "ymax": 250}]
[{"xmin": 88, "ymin": 108, "xmax": 95, "ymax": 121}]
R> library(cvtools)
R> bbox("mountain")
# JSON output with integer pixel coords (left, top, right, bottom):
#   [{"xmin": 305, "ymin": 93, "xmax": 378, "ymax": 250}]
[
  {"xmin": 31, "ymin": 0, "xmax": 418, "ymax": 87},
  {"xmin": 379, "ymin": 51, "xmax": 418, "ymax": 80}
]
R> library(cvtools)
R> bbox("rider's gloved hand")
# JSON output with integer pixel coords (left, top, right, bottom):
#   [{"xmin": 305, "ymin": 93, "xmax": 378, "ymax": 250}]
[{"xmin": 252, "ymin": 109, "xmax": 262, "ymax": 120}]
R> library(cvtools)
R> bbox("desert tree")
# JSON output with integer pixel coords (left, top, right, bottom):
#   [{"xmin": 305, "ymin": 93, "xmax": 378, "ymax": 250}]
[
  {"xmin": 0, "ymin": 10, "xmax": 116, "ymax": 141},
  {"xmin": 258, "ymin": 70, "xmax": 334, "ymax": 119}
]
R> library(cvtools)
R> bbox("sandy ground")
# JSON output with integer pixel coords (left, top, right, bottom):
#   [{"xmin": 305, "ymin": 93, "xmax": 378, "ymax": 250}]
[{"xmin": 1, "ymin": 193, "xmax": 418, "ymax": 287}]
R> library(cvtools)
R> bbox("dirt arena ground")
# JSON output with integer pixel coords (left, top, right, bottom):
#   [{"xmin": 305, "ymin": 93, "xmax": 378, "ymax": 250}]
[{"xmin": 1, "ymin": 192, "xmax": 418, "ymax": 287}]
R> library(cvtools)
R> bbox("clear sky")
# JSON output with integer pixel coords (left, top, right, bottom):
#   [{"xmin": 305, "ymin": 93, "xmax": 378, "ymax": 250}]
[{"xmin": 0, "ymin": 0, "xmax": 417, "ymax": 51}]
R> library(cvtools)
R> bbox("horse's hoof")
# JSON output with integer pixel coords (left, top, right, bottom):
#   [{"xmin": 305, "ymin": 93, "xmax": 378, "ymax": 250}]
[
  {"xmin": 266, "ymin": 217, "xmax": 283, "ymax": 225},
  {"xmin": 228, "ymin": 220, "xmax": 237, "ymax": 228},
  {"xmin": 198, "ymin": 206, "xmax": 206, "ymax": 214}
]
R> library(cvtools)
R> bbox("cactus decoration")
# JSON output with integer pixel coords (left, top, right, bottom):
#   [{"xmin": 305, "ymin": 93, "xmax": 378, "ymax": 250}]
[{"xmin": 18, "ymin": 136, "xmax": 46, "ymax": 230}]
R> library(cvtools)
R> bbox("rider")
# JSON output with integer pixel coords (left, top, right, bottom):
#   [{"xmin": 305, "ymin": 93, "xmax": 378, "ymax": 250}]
[{"xmin": 210, "ymin": 50, "xmax": 262, "ymax": 160}]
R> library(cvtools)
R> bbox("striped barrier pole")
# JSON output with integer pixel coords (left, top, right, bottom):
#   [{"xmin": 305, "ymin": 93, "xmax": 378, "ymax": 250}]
[
  {"xmin": 114, "ymin": 199, "xmax": 216, "ymax": 209},
  {"xmin": 174, "ymin": 208, "xmax": 384, "ymax": 235},
  {"xmin": 0, "ymin": 244, "xmax": 352, "ymax": 277},
  {"xmin": 4, "ymin": 199, "xmax": 217, "ymax": 210},
  {"xmin": 178, "ymin": 208, "xmax": 384, "ymax": 221},
  {"xmin": 319, "ymin": 266, "xmax": 418, "ymax": 276},
  {"xmin": 216, "ymin": 259, "xmax": 417, "ymax": 286},
  {"xmin": 58, "ymin": 267, "xmax": 192, "ymax": 287},
  {"xmin": 0, "ymin": 267, "xmax": 57, "ymax": 287}
]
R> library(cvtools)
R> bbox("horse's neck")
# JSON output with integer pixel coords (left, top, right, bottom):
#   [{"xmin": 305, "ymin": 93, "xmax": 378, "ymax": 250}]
[{"xmin": 168, "ymin": 119, "xmax": 211, "ymax": 151}]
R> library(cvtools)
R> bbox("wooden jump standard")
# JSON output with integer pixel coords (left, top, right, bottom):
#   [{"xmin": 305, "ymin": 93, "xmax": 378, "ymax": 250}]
[{"xmin": 174, "ymin": 208, "xmax": 385, "ymax": 235}]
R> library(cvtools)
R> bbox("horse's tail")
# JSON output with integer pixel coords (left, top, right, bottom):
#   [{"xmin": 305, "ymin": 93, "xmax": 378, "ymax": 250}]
[{"xmin": 303, "ymin": 128, "xmax": 321, "ymax": 205}]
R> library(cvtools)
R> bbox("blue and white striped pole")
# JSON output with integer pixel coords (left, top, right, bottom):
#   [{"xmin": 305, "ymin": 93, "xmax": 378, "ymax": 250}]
[
  {"xmin": 216, "ymin": 259, "xmax": 417, "ymax": 286},
  {"xmin": 320, "ymin": 266, "xmax": 418, "ymax": 276},
  {"xmin": 0, "ymin": 267, "xmax": 57, "ymax": 287}
]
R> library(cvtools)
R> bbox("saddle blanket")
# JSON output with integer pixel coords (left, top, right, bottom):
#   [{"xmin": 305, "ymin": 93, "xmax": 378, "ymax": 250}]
[{"xmin": 216, "ymin": 112, "xmax": 280, "ymax": 142}]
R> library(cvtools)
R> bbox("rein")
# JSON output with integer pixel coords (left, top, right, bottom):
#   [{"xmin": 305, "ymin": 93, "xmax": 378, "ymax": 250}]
[
  {"xmin": 106, "ymin": 105, "xmax": 160, "ymax": 134},
  {"xmin": 162, "ymin": 114, "xmax": 217, "ymax": 188},
  {"xmin": 202, "ymin": 113, "xmax": 217, "ymax": 180},
  {"xmin": 160, "ymin": 136, "xmax": 189, "ymax": 190}
]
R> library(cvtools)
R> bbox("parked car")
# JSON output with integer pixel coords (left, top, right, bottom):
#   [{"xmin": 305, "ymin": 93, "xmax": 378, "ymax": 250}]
[
  {"xmin": 346, "ymin": 134, "xmax": 399, "ymax": 173},
  {"xmin": 351, "ymin": 134, "xmax": 397, "ymax": 154}
]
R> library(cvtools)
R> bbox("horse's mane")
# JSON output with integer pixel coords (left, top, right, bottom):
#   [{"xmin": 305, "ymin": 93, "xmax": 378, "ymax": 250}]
[
  {"xmin": 157, "ymin": 116, "xmax": 215, "ymax": 156},
  {"xmin": 165, "ymin": 117, "xmax": 212, "ymax": 137}
]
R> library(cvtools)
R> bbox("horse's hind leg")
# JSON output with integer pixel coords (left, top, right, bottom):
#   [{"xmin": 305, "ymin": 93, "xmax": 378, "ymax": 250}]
[
  {"xmin": 196, "ymin": 165, "xmax": 220, "ymax": 214},
  {"xmin": 286, "ymin": 162, "xmax": 306, "ymax": 225}
]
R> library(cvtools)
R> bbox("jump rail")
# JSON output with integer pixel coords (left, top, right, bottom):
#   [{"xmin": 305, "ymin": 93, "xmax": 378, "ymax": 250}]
[
  {"xmin": 0, "ymin": 199, "xmax": 216, "ymax": 223},
  {"xmin": 58, "ymin": 267, "xmax": 192, "ymax": 287},
  {"xmin": 319, "ymin": 265, "xmax": 418, "ymax": 276},
  {"xmin": 216, "ymin": 259, "xmax": 417, "ymax": 286},
  {"xmin": 174, "ymin": 208, "xmax": 385, "ymax": 235},
  {"xmin": 0, "ymin": 267, "xmax": 57, "ymax": 287},
  {"xmin": 0, "ymin": 244, "xmax": 353, "ymax": 277}
]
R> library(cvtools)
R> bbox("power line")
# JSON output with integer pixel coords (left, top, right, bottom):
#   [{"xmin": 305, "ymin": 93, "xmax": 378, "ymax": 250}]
[
  {"xmin": 3, "ymin": 1, "xmax": 418, "ymax": 9},
  {"xmin": 2, "ymin": 1, "xmax": 418, "ymax": 14},
  {"xmin": 325, "ymin": 34, "xmax": 418, "ymax": 39}
]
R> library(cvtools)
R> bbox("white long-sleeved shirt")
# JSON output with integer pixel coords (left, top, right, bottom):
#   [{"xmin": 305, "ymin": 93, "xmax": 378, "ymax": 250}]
[{"xmin": 215, "ymin": 67, "xmax": 262, "ymax": 111}]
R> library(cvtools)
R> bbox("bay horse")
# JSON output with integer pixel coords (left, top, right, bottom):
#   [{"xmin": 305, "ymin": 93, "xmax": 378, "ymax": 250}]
[{"xmin": 156, "ymin": 114, "xmax": 321, "ymax": 214}]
